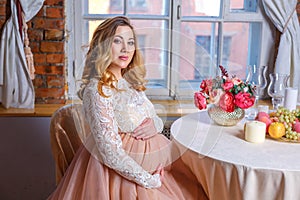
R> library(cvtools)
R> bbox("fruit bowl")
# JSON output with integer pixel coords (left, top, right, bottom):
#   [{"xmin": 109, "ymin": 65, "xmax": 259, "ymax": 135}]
[
  {"xmin": 266, "ymin": 135, "xmax": 300, "ymax": 143},
  {"xmin": 256, "ymin": 107, "xmax": 300, "ymax": 142}
]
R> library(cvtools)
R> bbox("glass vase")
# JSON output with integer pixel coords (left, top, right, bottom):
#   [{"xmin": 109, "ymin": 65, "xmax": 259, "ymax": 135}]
[{"xmin": 207, "ymin": 105, "xmax": 245, "ymax": 126}]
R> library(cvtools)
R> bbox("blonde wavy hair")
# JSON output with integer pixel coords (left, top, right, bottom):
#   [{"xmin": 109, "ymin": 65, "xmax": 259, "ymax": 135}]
[{"xmin": 78, "ymin": 16, "xmax": 147, "ymax": 99}]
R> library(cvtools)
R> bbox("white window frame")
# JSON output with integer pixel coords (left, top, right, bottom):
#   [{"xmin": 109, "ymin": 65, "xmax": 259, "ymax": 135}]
[{"xmin": 65, "ymin": 0, "xmax": 275, "ymax": 100}]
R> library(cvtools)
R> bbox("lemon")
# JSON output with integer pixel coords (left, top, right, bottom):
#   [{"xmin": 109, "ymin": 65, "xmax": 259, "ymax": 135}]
[{"xmin": 268, "ymin": 122, "xmax": 285, "ymax": 139}]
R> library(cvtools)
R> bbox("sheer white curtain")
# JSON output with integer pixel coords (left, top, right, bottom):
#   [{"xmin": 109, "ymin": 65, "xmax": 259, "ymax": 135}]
[
  {"xmin": 0, "ymin": 0, "xmax": 44, "ymax": 109},
  {"xmin": 262, "ymin": 0, "xmax": 300, "ymax": 102}
]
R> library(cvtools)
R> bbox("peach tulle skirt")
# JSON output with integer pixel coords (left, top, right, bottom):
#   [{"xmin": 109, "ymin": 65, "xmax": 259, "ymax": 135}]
[{"xmin": 48, "ymin": 133, "xmax": 208, "ymax": 200}]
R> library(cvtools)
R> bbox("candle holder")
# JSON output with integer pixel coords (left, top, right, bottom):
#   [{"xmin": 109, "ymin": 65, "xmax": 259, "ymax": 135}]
[
  {"xmin": 267, "ymin": 73, "xmax": 289, "ymax": 111},
  {"xmin": 245, "ymin": 65, "xmax": 268, "ymax": 119}
]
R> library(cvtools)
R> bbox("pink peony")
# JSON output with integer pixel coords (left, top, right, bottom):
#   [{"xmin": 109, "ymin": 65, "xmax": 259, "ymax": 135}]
[
  {"xmin": 200, "ymin": 79, "xmax": 213, "ymax": 94},
  {"xmin": 234, "ymin": 92, "xmax": 255, "ymax": 109},
  {"xmin": 194, "ymin": 65, "xmax": 256, "ymax": 113},
  {"xmin": 222, "ymin": 80, "xmax": 234, "ymax": 91},
  {"xmin": 200, "ymin": 80, "xmax": 207, "ymax": 90},
  {"xmin": 194, "ymin": 92, "xmax": 207, "ymax": 110},
  {"xmin": 219, "ymin": 91, "xmax": 235, "ymax": 112}
]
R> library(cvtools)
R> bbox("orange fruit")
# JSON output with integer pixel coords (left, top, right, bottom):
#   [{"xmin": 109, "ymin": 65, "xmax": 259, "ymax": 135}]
[{"xmin": 268, "ymin": 122, "xmax": 285, "ymax": 139}]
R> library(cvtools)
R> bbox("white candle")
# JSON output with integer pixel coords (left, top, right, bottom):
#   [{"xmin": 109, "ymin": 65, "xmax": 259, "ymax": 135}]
[
  {"xmin": 284, "ymin": 87, "xmax": 298, "ymax": 111},
  {"xmin": 245, "ymin": 121, "xmax": 266, "ymax": 143}
]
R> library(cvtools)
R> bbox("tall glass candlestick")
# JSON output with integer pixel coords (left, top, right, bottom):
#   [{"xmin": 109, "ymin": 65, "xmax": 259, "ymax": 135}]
[
  {"xmin": 267, "ymin": 73, "xmax": 289, "ymax": 111},
  {"xmin": 245, "ymin": 65, "xmax": 268, "ymax": 119}
]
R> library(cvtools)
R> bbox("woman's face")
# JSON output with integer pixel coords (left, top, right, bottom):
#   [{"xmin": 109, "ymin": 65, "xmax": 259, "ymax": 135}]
[{"xmin": 110, "ymin": 25, "xmax": 135, "ymax": 71}]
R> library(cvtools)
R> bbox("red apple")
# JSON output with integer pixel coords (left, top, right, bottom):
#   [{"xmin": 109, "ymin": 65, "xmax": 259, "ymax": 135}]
[
  {"xmin": 293, "ymin": 121, "xmax": 300, "ymax": 133},
  {"xmin": 256, "ymin": 112, "xmax": 269, "ymax": 121},
  {"xmin": 256, "ymin": 112, "xmax": 272, "ymax": 133}
]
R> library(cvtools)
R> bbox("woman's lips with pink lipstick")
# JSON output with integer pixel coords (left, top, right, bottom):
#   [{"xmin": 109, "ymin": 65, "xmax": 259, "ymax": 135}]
[{"xmin": 119, "ymin": 56, "xmax": 128, "ymax": 61}]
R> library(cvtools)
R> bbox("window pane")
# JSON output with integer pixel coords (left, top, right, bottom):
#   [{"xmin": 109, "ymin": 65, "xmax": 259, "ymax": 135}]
[
  {"xmin": 222, "ymin": 22, "xmax": 262, "ymax": 80},
  {"xmin": 182, "ymin": 0, "xmax": 221, "ymax": 17},
  {"xmin": 178, "ymin": 22, "xmax": 218, "ymax": 90},
  {"xmin": 221, "ymin": 22, "xmax": 250, "ymax": 80},
  {"xmin": 76, "ymin": 0, "xmax": 265, "ymax": 99},
  {"xmin": 85, "ymin": 19, "xmax": 169, "ymax": 88},
  {"xmin": 82, "ymin": 20, "xmax": 103, "ymax": 43},
  {"xmin": 230, "ymin": 0, "xmax": 257, "ymax": 12},
  {"xmin": 230, "ymin": 0, "xmax": 244, "ymax": 10},
  {"xmin": 87, "ymin": 0, "xmax": 168, "ymax": 15},
  {"xmin": 128, "ymin": 0, "xmax": 168, "ymax": 15},
  {"xmin": 131, "ymin": 20, "xmax": 169, "ymax": 88},
  {"xmin": 87, "ymin": 0, "xmax": 123, "ymax": 14}
]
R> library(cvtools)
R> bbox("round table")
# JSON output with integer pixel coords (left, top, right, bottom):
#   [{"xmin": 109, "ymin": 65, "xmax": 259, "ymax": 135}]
[{"xmin": 170, "ymin": 111, "xmax": 300, "ymax": 200}]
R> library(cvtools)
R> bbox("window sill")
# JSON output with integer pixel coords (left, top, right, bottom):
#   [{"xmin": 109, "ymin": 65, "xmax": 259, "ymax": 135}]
[
  {"xmin": 0, "ymin": 99, "xmax": 273, "ymax": 117},
  {"xmin": 0, "ymin": 103, "xmax": 67, "ymax": 117},
  {"xmin": 0, "ymin": 100, "xmax": 198, "ymax": 117}
]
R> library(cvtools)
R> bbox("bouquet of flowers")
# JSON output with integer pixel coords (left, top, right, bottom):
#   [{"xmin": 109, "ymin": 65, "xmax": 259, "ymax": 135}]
[{"xmin": 194, "ymin": 65, "xmax": 256, "ymax": 112}]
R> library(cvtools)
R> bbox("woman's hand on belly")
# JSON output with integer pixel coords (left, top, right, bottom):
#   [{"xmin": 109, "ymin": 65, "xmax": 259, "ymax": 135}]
[{"xmin": 132, "ymin": 118, "xmax": 158, "ymax": 140}]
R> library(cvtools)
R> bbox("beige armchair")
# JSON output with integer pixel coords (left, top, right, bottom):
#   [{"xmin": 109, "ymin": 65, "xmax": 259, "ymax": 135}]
[{"xmin": 49, "ymin": 103, "xmax": 90, "ymax": 184}]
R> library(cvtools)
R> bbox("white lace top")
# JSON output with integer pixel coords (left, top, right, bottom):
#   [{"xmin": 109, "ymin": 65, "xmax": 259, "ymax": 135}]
[{"xmin": 82, "ymin": 78, "xmax": 164, "ymax": 188}]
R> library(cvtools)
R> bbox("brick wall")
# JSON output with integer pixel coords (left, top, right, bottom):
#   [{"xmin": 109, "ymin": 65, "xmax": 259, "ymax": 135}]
[
  {"xmin": 0, "ymin": 0, "xmax": 65, "ymax": 104},
  {"xmin": 0, "ymin": 1, "xmax": 300, "ymax": 104},
  {"xmin": 298, "ymin": 1, "xmax": 300, "ymax": 21}
]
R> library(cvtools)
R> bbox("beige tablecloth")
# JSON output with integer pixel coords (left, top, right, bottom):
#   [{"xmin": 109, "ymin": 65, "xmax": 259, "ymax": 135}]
[{"xmin": 171, "ymin": 111, "xmax": 300, "ymax": 200}]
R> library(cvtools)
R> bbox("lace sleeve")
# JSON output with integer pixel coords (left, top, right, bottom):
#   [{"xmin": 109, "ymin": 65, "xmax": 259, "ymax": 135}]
[
  {"xmin": 82, "ymin": 86, "xmax": 161, "ymax": 189},
  {"xmin": 152, "ymin": 114, "xmax": 164, "ymax": 133},
  {"xmin": 141, "ymin": 92, "xmax": 164, "ymax": 133}
]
